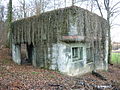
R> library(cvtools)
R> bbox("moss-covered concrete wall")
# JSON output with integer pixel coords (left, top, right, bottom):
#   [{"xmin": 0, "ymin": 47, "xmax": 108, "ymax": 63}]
[
  {"xmin": 11, "ymin": 6, "xmax": 108, "ymax": 75},
  {"xmin": 12, "ymin": 6, "xmax": 107, "ymax": 44}
]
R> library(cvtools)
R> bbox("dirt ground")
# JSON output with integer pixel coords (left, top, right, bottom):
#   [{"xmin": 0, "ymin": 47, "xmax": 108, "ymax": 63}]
[{"xmin": 0, "ymin": 48, "xmax": 120, "ymax": 90}]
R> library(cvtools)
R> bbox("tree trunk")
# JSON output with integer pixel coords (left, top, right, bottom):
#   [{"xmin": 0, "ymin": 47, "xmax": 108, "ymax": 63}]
[
  {"xmin": 7, "ymin": 0, "xmax": 12, "ymax": 48},
  {"xmin": 72, "ymin": 0, "xmax": 75, "ymax": 6},
  {"xmin": 105, "ymin": 0, "xmax": 111, "ymax": 64},
  {"xmin": 107, "ymin": 11, "xmax": 112, "ymax": 64}
]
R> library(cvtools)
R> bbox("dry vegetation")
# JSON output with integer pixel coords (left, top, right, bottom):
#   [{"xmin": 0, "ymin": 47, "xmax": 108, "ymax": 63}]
[
  {"xmin": 0, "ymin": 22, "xmax": 7, "ymax": 48},
  {"xmin": 0, "ymin": 48, "xmax": 120, "ymax": 90}
]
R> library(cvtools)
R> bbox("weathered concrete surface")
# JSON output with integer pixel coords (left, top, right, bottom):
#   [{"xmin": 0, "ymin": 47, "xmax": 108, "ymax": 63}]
[
  {"xmin": 12, "ymin": 44, "xmax": 21, "ymax": 65},
  {"xmin": 51, "ymin": 43, "xmax": 90, "ymax": 76},
  {"xmin": 11, "ymin": 6, "xmax": 108, "ymax": 76}
]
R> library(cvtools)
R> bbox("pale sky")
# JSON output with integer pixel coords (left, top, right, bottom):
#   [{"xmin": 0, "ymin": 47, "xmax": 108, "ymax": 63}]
[
  {"xmin": 1, "ymin": 0, "xmax": 120, "ymax": 42},
  {"xmin": 109, "ymin": 0, "xmax": 120, "ymax": 42}
]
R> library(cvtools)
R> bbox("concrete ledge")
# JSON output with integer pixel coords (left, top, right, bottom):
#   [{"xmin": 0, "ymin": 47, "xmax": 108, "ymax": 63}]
[{"xmin": 61, "ymin": 36, "xmax": 85, "ymax": 42}]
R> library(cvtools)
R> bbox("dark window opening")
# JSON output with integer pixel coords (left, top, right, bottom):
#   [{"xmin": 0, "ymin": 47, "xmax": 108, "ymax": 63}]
[{"xmin": 72, "ymin": 47, "xmax": 83, "ymax": 61}]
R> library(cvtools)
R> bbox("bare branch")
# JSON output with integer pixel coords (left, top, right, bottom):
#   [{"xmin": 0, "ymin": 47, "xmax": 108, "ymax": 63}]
[
  {"xmin": 111, "ymin": 7, "xmax": 120, "ymax": 12},
  {"xmin": 64, "ymin": 0, "xmax": 66, "ymax": 7},
  {"xmin": 72, "ymin": 0, "xmax": 75, "ymax": 6},
  {"xmin": 104, "ymin": 0, "xmax": 110, "ymax": 10},
  {"xmin": 110, "ymin": 1, "xmax": 120, "ymax": 11},
  {"xmin": 111, "ymin": 12, "xmax": 120, "ymax": 23},
  {"xmin": 95, "ymin": 0, "xmax": 103, "ymax": 17},
  {"xmin": 111, "ymin": 24, "xmax": 120, "ymax": 28}
]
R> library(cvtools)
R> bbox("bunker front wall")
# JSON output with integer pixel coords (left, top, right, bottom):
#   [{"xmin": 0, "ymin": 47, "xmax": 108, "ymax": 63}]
[{"xmin": 11, "ymin": 6, "xmax": 108, "ymax": 75}]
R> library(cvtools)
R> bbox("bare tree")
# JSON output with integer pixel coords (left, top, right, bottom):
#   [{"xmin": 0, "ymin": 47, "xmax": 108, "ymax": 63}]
[
  {"xmin": 12, "ymin": 0, "xmax": 27, "ymax": 20},
  {"xmin": 64, "ymin": 0, "xmax": 66, "ymax": 7},
  {"xmin": 54, "ymin": 0, "xmax": 55, "ymax": 9},
  {"xmin": 30, "ymin": 0, "xmax": 50, "ymax": 14},
  {"xmin": 72, "ymin": 0, "xmax": 120, "ymax": 64},
  {"xmin": 74, "ymin": 0, "xmax": 96, "ymax": 12},
  {"xmin": 72, "ymin": 0, "xmax": 75, "ymax": 6},
  {"xmin": 34, "ymin": 0, "xmax": 42, "ymax": 15},
  {"xmin": 7, "ymin": 0, "xmax": 12, "ymax": 48},
  {"xmin": 12, "ymin": 0, "xmax": 51, "ymax": 20},
  {"xmin": 0, "ymin": 5, "xmax": 5, "ymax": 21},
  {"xmin": 95, "ymin": 0, "xmax": 103, "ymax": 17},
  {"xmin": 18, "ymin": 0, "xmax": 26, "ymax": 18},
  {"xmin": 94, "ymin": 0, "xmax": 120, "ymax": 64}
]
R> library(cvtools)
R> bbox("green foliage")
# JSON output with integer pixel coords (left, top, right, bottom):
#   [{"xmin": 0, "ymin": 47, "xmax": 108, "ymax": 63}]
[
  {"xmin": 111, "ymin": 53, "xmax": 120, "ymax": 64},
  {"xmin": 31, "ymin": 72, "xmax": 40, "ymax": 74}
]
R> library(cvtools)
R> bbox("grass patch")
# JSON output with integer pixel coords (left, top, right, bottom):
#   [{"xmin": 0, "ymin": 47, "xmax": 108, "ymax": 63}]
[
  {"xmin": 111, "ymin": 53, "xmax": 120, "ymax": 64},
  {"xmin": 2, "ymin": 59, "xmax": 11, "ymax": 64},
  {"xmin": 31, "ymin": 72, "xmax": 40, "ymax": 74}
]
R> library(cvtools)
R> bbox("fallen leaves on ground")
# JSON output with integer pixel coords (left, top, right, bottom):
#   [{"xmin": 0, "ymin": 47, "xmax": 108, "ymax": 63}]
[{"xmin": 0, "ymin": 48, "xmax": 120, "ymax": 90}]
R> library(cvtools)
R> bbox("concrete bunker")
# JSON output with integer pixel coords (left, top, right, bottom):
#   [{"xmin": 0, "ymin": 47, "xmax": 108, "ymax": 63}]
[{"xmin": 11, "ymin": 6, "xmax": 108, "ymax": 76}]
